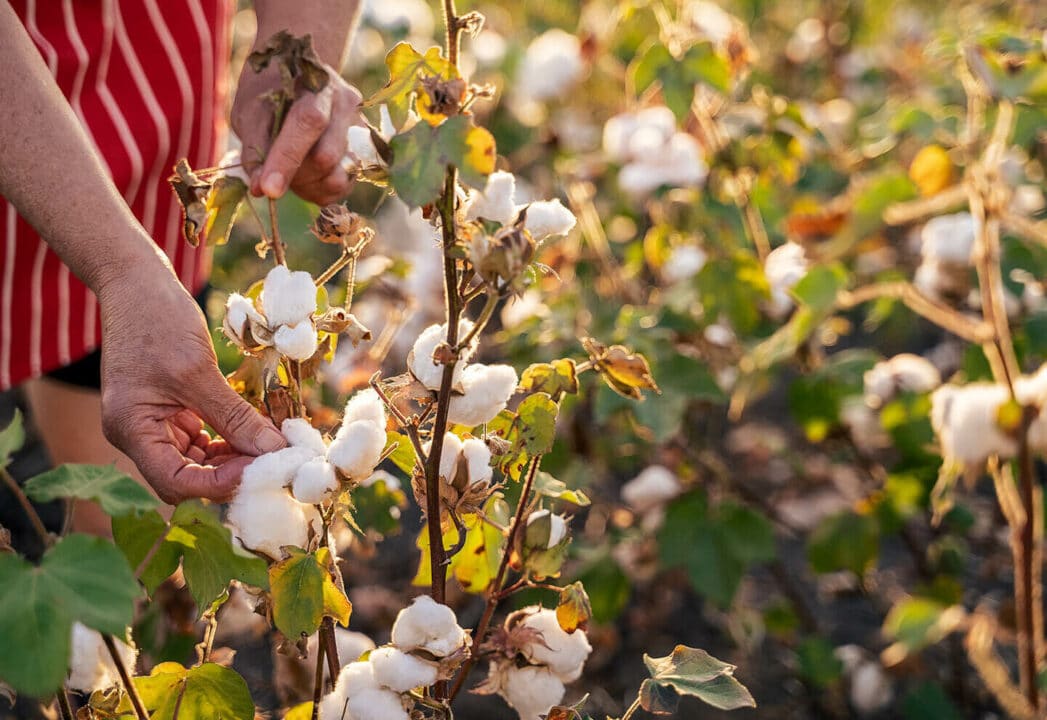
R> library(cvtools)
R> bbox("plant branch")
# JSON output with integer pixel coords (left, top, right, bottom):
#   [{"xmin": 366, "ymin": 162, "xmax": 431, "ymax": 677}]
[
  {"xmin": 55, "ymin": 687, "xmax": 73, "ymax": 720},
  {"xmin": 268, "ymin": 197, "xmax": 287, "ymax": 266},
  {"xmin": 456, "ymin": 291, "xmax": 499, "ymax": 351},
  {"xmin": 310, "ymin": 629, "xmax": 325, "ymax": 720},
  {"xmin": 836, "ymin": 282, "xmax": 993, "ymax": 344},
  {"xmin": 0, "ymin": 466, "xmax": 50, "ymax": 548},
  {"xmin": 103, "ymin": 634, "xmax": 147, "ymax": 720}
]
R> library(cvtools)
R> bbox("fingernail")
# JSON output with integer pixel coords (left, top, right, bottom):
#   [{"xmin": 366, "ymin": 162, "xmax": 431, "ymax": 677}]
[
  {"xmin": 262, "ymin": 172, "xmax": 285, "ymax": 197},
  {"xmin": 255, "ymin": 426, "xmax": 285, "ymax": 454}
]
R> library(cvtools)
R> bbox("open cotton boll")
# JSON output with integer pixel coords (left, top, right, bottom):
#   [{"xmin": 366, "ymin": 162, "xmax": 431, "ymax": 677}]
[
  {"xmin": 320, "ymin": 661, "xmax": 381, "ymax": 720},
  {"xmin": 224, "ymin": 293, "xmax": 266, "ymax": 346},
  {"xmin": 342, "ymin": 388, "xmax": 388, "ymax": 429},
  {"xmin": 1014, "ymin": 365, "xmax": 1047, "ymax": 450},
  {"xmin": 930, "ymin": 383, "xmax": 1015, "ymax": 466},
  {"xmin": 465, "ymin": 171, "xmax": 518, "ymax": 226},
  {"xmin": 67, "ymin": 623, "xmax": 137, "ymax": 693},
  {"xmin": 518, "ymin": 607, "xmax": 592, "ymax": 682},
  {"xmin": 426, "ymin": 432, "xmax": 464, "ymax": 483},
  {"xmin": 501, "ymin": 664, "xmax": 566, "ymax": 720},
  {"xmin": 408, "ymin": 321, "xmax": 478, "ymax": 391},
  {"xmin": 621, "ymin": 465, "xmax": 683, "ymax": 515},
  {"xmin": 327, "ymin": 420, "xmax": 387, "ymax": 480},
  {"xmin": 345, "ymin": 688, "xmax": 410, "ymax": 720},
  {"xmin": 764, "ymin": 242, "xmax": 809, "ymax": 318},
  {"xmin": 307, "ymin": 629, "xmax": 376, "ymax": 682},
  {"xmin": 663, "ymin": 245, "xmax": 708, "ymax": 284},
  {"xmin": 527, "ymin": 510, "xmax": 568, "ymax": 549},
  {"xmin": 462, "ymin": 438, "xmax": 493, "ymax": 485},
  {"xmin": 863, "ymin": 354, "xmax": 941, "ymax": 407},
  {"xmin": 603, "ymin": 107, "xmax": 676, "ymax": 162},
  {"xmin": 262, "ymin": 265, "xmax": 318, "ymax": 328},
  {"xmin": 369, "ymin": 646, "xmax": 439, "ymax": 692},
  {"xmin": 240, "ymin": 446, "xmax": 317, "ymax": 493},
  {"xmin": 274, "ymin": 321, "xmax": 319, "ymax": 361},
  {"xmin": 516, "ymin": 30, "xmax": 584, "ymax": 102},
  {"xmin": 292, "ymin": 457, "xmax": 339, "ymax": 504},
  {"xmin": 921, "ymin": 212, "xmax": 976, "ymax": 265},
  {"xmin": 617, "ymin": 133, "xmax": 708, "ymax": 196},
  {"xmin": 391, "ymin": 595, "xmax": 467, "ymax": 657},
  {"xmin": 228, "ymin": 489, "xmax": 320, "ymax": 559},
  {"xmin": 524, "ymin": 200, "xmax": 576, "ymax": 241},
  {"xmin": 447, "ymin": 364, "xmax": 520, "ymax": 427},
  {"xmin": 345, "ymin": 125, "xmax": 383, "ymax": 170},
  {"xmin": 282, "ymin": 418, "xmax": 327, "ymax": 455}
]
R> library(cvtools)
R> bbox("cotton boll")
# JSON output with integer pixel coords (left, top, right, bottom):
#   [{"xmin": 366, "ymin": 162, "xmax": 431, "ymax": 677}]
[
  {"xmin": 68, "ymin": 623, "xmax": 137, "ymax": 693},
  {"xmin": 921, "ymin": 212, "xmax": 976, "ymax": 265},
  {"xmin": 524, "ymin": 200, "xmax": 576, "ymax": 241},
  {"xmin": 516, "ymin": 30, "xmax": 584, "ymax": 102},
  {"xmin": 369, "ymin": 646, "xmax": 439, "ymax": 692},
  {"xmin": 224, "ymin": 293, "xmax": 266, "ymax": 346},
  {"xmin": 408, "ymin": 321, "xmax": 478, "ymax": 390},
  {"xmin": 447, "ymin": 364, "xmax": 520, "ymax": 427},
  {"xmin": 391, "ymin": 595, "xmax": 467, "ymax": 657},
  {"xmin": 603, "ymin": 107, "xmax": 676, "ymax": 162},
  {"xmin": 764, "ymin": 242, "xmax": 809, "ymax": 318},
  {"xmin": 863, "ymin": 354, "xmax": 941, "ymax": 407},
  {"xmin": 465, "ymin": 171, "xmax": 518, "ymax": 226},
  {"xmin": 518, "ymin": 607, "xmax": 592, "ymax": 682},
  {"xmin": 361, "ymin": 469, "xmax": 401, "ymax": 490},
  {"xmin": 292, "ymin": 457, "xmax": 339, "ymax": 504},
  {"xmin": 501, "ymin": 290, "xmax": 550, "ymax": 329},
  {"xmin": 840, "ymin": 397, "xmax": 890, "ymax": 454},
  {"xmin": 335, "ymin": 660, "xmax": 381, "ymax": 697},
  {"xmin": 282, "ymin": 418, "xmax": 327, "ymax": 455},
  {"xmin": 849, "ymin": 660, "xmax": 893, "ymax": 715},
  {"xmin": 307, "ymin": 629, "xmax": 376, "ymax": 682},
  {"xmin": 319, "ymin": 690, "xmax": 349, "ymax": 720},
  {"xmin": 426, "ymin": 432, "xmax": 463, "ymax": 483},
  {"xmin": 274, "ymin": 321, "xmax": 319, "ymax": 361},
  {"xmin": 527, "ymin": 510, "xmax": 568, "ymax": 549},
  {"xmin": 228, "ymin": 489, "xmax": 319, "ymax": 558},
  {"xmin": 461, "ymin": 438, "xmax": 493, "ymax": 485},
  {"xmin": 327, "ymin": 420, "xmax": 387, "ymax": 480},
  {"xmin": 345, "ymin": 688, "xmax": 409, "ymax": 720},
  {"xmin": 501, "ymin": 664, "xmax": 565, "ymax": 720},
  {"xmin": 621, "ymin": 465, "xmax": 683, "ymax": 515},
  {"xmin": 931, "ymin": 383, "xmax": 1015, "ymax": 466},
  {"xmin": 342, "ymin": 388, "xmax": 388, "ymax": 429},
  {"xmin": 262, "ymin": 266, "xmax": 317, "ymax": 328},
  {"xmin": 240, "ymin": 446, "xmax": 317, "ymax": 493},
  {"xmin": 662, "ymin": 245, "xmax": 708, "ymax": 283},
  {"xmin": 346, "ymin": 125, "xmax": 382, "ymax": 170},
  {"xmin": 683, "ymin": 0, "xmax": 736, "ymax": 45}
]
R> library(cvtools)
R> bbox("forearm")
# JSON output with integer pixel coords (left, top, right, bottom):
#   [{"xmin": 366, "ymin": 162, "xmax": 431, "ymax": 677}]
[
  {"xmin": 252, "ymin": 0, "xmax": 361, "ymax": 69},
  {"xmin": 0, "ymin": 4, "xmax": 173, "ymax": 297}
]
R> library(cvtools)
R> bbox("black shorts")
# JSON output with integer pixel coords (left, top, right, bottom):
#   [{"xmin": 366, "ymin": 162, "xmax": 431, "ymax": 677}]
[{"xmin": 43, "ymin": 286, "xmax": 210, "ymax": 390}]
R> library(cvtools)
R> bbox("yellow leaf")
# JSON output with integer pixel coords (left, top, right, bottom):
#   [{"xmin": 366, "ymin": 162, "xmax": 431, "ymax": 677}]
[
  {"xmin": 582, "ymin": 338, "xmax": 661, "ymax": 400},
  {"xmin": 365, "ymin": 43, "xmax": 458, "ymax": 130},
  {"xmin": 413, "ymin": 498, "xmax": 509, "ymax": 593},
  {"xmin": 463, "ymin": 126, "xmax": 497, "ymax": 178},
  {"xmin": 283, "ymin": 702, "xmax": 314, "ymax": 720},
  {"xmin": 556, "ymin": 581, "xmax": 593, "ymax": 633},
  {"xmin": 909, "ymin": 145, "xmax": 953, "ymax": 197}
]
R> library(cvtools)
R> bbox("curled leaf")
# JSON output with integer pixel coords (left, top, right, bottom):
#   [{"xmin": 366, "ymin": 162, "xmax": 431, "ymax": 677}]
[{"xmin": 582, "ymin": 338, "xmax": 660, "ymax": 400}]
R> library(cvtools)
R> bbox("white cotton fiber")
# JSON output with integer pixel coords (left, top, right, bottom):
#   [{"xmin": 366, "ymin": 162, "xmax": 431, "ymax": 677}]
[
  {"xmin": 262, "ymin": 265, "xmax": 318, "ymax": 328},
  {"xmin": 224, "ymin": 293, "xmax": 266, "ymax": 346},
  {"xmin": 292, "ymin": 457, "xmax": 339, "ymax": 504},
  {"xmin": 345, "ymin": 688, "xmax": 409, "ymax": 720},
  {"xmin": 863, "ymin": 354, "xmax": 941, "ymax": 406},
  {"xmin": 428, "ymin": 432, "xmax": 463, "ymax": 483},
  {"xmin": 516, "ymin": 30, "xmax": 584, "ymax": 102},
  {"xmin": 327, "ymin": 420, "xmax": 387, "ymax": 480},
  {"xmin": 501, "ymin": 664, "xmax": 565, "ymax": 720},
  {"xmin": 465, "ymin": 171, "xmax": 519, "ymax": 226},
  {"xmin": 930, "ymin": 383, "xmax": 1015, "ymax": 466},
  {"xmin": 320, "ymin": 661, "xmax": 381, "ymax": 720},
  {"xmin": 408, "ymin": 321, "xmax": 478, "ymax": 391},
  {"xmin": 346, "ymin": 125, "xmax": 383, "ymax": 169},
  {"xmin": 240, "ymin": 446, "xmax": 316, "ymax": 493},
  {"xmin": 447, "ymin": 364, "xmax": 519, "ymax": 427},
  {"xmin": 227, "ymin": 489, "xmax": 319, "ymax": 559},
  {"xmin": 517, "ymin": 607, "xmax": 592, "ymax": 683},
  {"xmin": 461, "ymin": 438, "xmax": 493, "ymax": 485},
  {"xmin": 621, "ymin": 465, "xmax": 683, "ymax": 515},
  {"xmin": 526, "ymin": 510, "xmax": 568, "ymax": 549},
  {"xmin": 764, "ymin": 242, "xmax": 809, "ymax": 318},
  {"xmin": 921, "ymin": 212, "xmax": 976, "ymax": 265},
  {"xmin": 390, "ymin": 595, "xmax": 467, "ymax": 657},
  {"xmin": 282, "ymin": 418, "xmax": 327, "ymax": 455},
  {"xmin": 342, "ymin": 388, "xmax": 388, "ymax": 429},
  {"xmin": 274, "ymin": 321, "xmax": 319, "ymax": 361},
  {"xmin": 369, "ymin": 646, "xmax": 439, "ymax": 692},
  {"xmin": 67, "ymin": 622, "xmax": 137, "ymax": 693},
  {"xmin": 524, "ymin": 199, "xmax": 576, "ymax": 241}
]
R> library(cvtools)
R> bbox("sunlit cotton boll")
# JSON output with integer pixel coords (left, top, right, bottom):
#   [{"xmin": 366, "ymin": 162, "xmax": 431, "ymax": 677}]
[
  {"xmin": 282, "ymin": 418, "xmax": 327, "ymax": 455},
  {"xmin": 527, "ymin": 509, "xmax": 568, "ymax": 549},
  {"xmin": 361, "ymin": 0, "xmax": 434, "ymax": 37},
  {"xmin": 408, "ymin": 321, "xmax": 478, "ymax": 391},
  {"xmin": 683, "ymin": 0, "xmax": 736, "ymax": 45},
  {"xmin": 224, "ymin": 292, "xmax": 265, "ymax": 346},
  {"xmin": 345, "ymin": 125, "xmax": 383, "ymax": 170},
  {"xmin": 863, "ymin": 354, "xmax": 941, "ymax": 407},
  {"xmin": 390, "ymin": 595, "xmax": 467, "ymax": 657},
  {"xmin": 516, "ymin": 29, "xmax": 584, "ymax": 102},
  {"xmin": 227, "ymin": 489, "xmax": 320, "ymax": 559},
  {"xmin": 465, "ymin": 171, "xmax": 519, "ymax": 226},
  {"xmin": 517, "ymin": 607, "xmax": 592, "ymax": 682},
  {"xmin": 292, "ymin": 457, "xmax": 339, "ymax": 504},
  {"xmin": 345, "ymin": 688, "xmax": 409, "ymax": 720},
  {"xmin": 500, "ymin": 664, "xmax": 566, "ymax": 720},
  {"xmin": 500, "ymin": 290, "xmax": 550, "ymax": 329},
  {"xmin": 273, "ymin": 321, "xmax": 319, "ymax": 361},
  {"xmin": 67, "ymin": 623, "xmax": 137, "ymax": 693},
  {"xmin": 662, "ymin": 245, "xmax": 708, "ymax": 283},
  {"xmin": 764, "ymin": 242, "xmax": 809, "ymax": 318},
  {"xmin": 369, "ymin": 646, "xmax": 439, "ymax": 692},
  {"xmin": 524, "ymin": 200, "xmax": 577, "ymax": 241},
  {"xmin": 617, "ymin": 132, "xmax": 708, "ymax": 196},
  {"xmin": 603, "ymin": 107, "xmax": 677, "ymax": 163},
  {"xmin": 430, "ymin": 431, "xmax": 464, "ymax": 483},
  {"xmin": 262, "ymin": 265, "xmax": 317, "ymax": 328},
  {"xmin": 921, "ymin": 212, "xmax": 976, "ymax": 265},
  {"xmin": 930, "ymin": 382, "xmax": 1015, "ymax": 467},
  {"xmin": 240, "ymin": 446, "xmax": 317, "ymax": 493},
  {"xmin": 620, "ymin": 465, "xmax": 683, "ymax": 515},
  {"xmin": 320, "ymin": 661, "xmax": 380, "ymax": 720},
  {"xmin": 342, "ymin": 388, "xmax": 388, "ymax": 428},
  {"xmin": 447, "ymin": 363, "xmax": 520, "ymax": 427},
  {"xmin": 462, "ymin": 437, "xmax": 493, "ymax": 485},
  {"xmin": 327, "ymin": 420, "xmax": 387, "ymax": 481}
]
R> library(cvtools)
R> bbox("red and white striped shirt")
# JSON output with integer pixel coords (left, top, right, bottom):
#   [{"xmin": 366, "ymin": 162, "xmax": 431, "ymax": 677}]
[{"xmin": 1, "ymin": 0, "xmax": 232, "ymax": 390}]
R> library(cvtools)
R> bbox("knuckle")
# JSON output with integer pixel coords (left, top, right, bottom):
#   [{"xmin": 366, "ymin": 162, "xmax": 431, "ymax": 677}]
[
  {"xmin": 217, "ymin": 400, "xmax": 259, "ymax": 440},
  {"xmin": 294, "ymin": 102, "xmax": 329, "ymax": 134},
  {"xmin": 311, "ymin": 146, "xmax": 341, "ymax": 173}
]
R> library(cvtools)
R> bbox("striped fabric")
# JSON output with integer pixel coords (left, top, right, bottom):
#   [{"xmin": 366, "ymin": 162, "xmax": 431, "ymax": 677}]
[{"xmin": 1, "ymin": 0, "xmax": 233, "ymax": 390}]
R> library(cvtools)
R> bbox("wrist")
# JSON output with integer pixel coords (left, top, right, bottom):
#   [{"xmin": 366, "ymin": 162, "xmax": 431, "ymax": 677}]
[{"xmin": 92, "ymin": 231, "xmax": 182, "ymax": 308}]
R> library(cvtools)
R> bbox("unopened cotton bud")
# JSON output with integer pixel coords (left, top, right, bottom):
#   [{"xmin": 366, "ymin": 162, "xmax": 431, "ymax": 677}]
[
  {"xmin": 224, "ymin": 293, "xmax": 266, "ymax": 347},
  {"xmin": 67, "ymin": 622, "xmax": 137, "ymax": 693},
  {"xmin": 524, "ymin": 200, "xmax": 576, "ymax": 241},
  {"xmin": 292, "ymin": 457, "xmax": 339, "ymax": 504},
  {"xmin": 391, "ymin": 595, "xmax": 467, "ymax": 657},
  {"xmin": 621, "ymin": 465, "xmax": 683, "ymax": 515},
  {"xmin": 342, "ymin": 388, "xmax": 388, "ymax": 428},
  {"xmin": 227, "ymin": 489, "xmax": 320, "ymax": 558},
  {"xmin": 369, "ymin": 646, "xmax": 439, "ymax": 692},
  {"xmin": 526, "ymin": 509, "xmax": 568, "ymax": 549},
  {"xmin": 465, "ymin": 171, "xmax": 519, "ymax": 226},
  {"xmin": 461, "ymin": 438, "xmax": 493, "ymax": 485},
  {"xmin": 501, "ymin": 664, "xmax": 565, "ymax": 720},
  {"xmin": 262, "ymin": 265, "xmax": 318, "ymax": 328},
  {"xmin": 327, "ymin": 420, "xmax": 387, "ymax": 480},
  {"xmin": 274, "ymin": 321, "xmax": 319, "ymax": 361},
  {"xmin": 518, "ymin": 607, "xmax": 592, "ymax": 682},
  {"xmin": 408, "ymin": 321, "xmax": 478, "ymax": 391},
  {"xmin": 447, "ymin": 363, "xmax": 519, "ymax": 427},
  {"xmin": 240, "ymin": 446, "xmax": 317, "ymax": 493},
  {"xmin": 282, "ymin": 418, "xmax": 327, "ymax": 455}
]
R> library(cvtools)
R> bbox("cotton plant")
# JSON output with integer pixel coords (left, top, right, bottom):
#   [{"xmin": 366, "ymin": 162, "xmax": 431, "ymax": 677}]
[
  {"xmin": 602, "ymin": 106, "xmax": 709, "ymax": 196},
  {"xmin": 66, "ymin": 624, "xmax": 137, "ymax": 695}
]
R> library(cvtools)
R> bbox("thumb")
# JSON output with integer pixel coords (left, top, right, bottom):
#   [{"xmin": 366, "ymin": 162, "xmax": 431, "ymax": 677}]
[{"xmin": 192, "ymin": 373, "xmax": 286, "ymax": 456}]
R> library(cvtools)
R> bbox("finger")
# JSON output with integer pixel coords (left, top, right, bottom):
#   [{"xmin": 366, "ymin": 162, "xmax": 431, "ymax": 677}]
[
  {"xmin": 304, "ymin": 88, "xmax": 357, "ymax": 178},
  {"xmin": 205, "ymin": 438, "xmax": 232, "ymax": 460},
  {"xmin": 292, "ymin": 168, "xmax": 354, "ymax": 206},
  {"xmin": 259, "ymin": 87, "xmax": 334, "ymax": 198},
  {"xmin": 143, "ymin": 443, "xmax": 251, "ymax": 504},
  {"xmin": 189, "ymin": 372, "xmax": 286, "ymax": 456},
  {"xmin": 186, "ymin": 445, "xmax": 207, "ymax": 464},
  {"xmin": 171, "ymin": 409, "xmax": 204, "ymax": 437}
]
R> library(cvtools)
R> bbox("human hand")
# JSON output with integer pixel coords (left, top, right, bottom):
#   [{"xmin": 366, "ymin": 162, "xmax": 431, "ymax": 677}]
[
  {"xmin": 97, "ymin": 270, "xmax": 286, "ymax": 504},
  {"xmin": 232, "ymin": 60, "xmax": 362, "ymax": 206}
]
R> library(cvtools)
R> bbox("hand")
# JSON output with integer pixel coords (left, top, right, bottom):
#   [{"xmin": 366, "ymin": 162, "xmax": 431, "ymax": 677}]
[
  {"xmin": 97, "ymin": 269, "xmax": 286, "ymax": 504},
  {"xmin": 232, "ymin": 61, "xmax": 362, "ymax": 206}
]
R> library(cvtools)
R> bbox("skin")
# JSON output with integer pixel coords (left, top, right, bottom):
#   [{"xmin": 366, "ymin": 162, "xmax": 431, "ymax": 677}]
[{"xmin": 0, "ymin": 0, "xmax": 360, "ymax": 507}]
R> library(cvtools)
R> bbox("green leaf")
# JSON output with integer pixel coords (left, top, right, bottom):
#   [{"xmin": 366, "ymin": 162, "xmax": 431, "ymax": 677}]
[
  {"xmin": 883, "ymin": 596, "xmax": 963, "ymax": 656},
  {"xmin": 0, "ymin": 409, "xmax": 25, "ymax": 467},
  {"xmin": 640, "ymin": 645, "xmax": 755, "ymax": 713},
  {"xmin": 903, "ymin": 681, "xmax": 961, "ymax": 720},
  {"xmin": 791, "ymin": 263, "xmax": 849, "ymax": 312},
  {"xmin": 807, "ymin": 511, "xmax": 879, "ymax": 577},
  {"xmin": 385, "ymin": 432, "xmax": 418, "ymax": 476},
  {"xmin": 533, "ymin": 472, "xmax": 591, "ymax": 507},
  {"xmin": 389, "ymin": 115, "xmax": 495, "ymax": 208},
  {"xmin": 519, "ymin": 359, "xmax": 579, "ymax": 398},
  {"xmin": 24, "ymin": 464, "xmax": 160, "ymax": 518},
  {"xmin": 489, "ymin": 394, "xmax": 560, "ymax": 480},
  {"xmin": 630, "ymin": 42, "xmax": 731, "ymax": 121},
  {"xmin": 112, "ymin": 510, "xmax": 181, "ymax": 594},
  {"xmin": 576, "ymin": 554, "xmax": 630, "ymax": 623},
  {"xmin": 796, "ymin": 636, "xmax": 843, "ymax": 687},
  {"xmin": 134, "ymin": 661, "xmax": 255, "ymax": 720},
  {"xmin": 270, "ymin": 547, "xmax": 351, "ymax": 639},
  {"xmin": 0, "ymin": 534, "xmax": 138, "ymax": 696}
]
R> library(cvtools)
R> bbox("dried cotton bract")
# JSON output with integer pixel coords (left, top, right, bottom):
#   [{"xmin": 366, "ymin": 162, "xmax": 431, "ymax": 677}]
[{"xmin": 67, "ymin": 623, "xmax": 137, "ymax": 693}]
